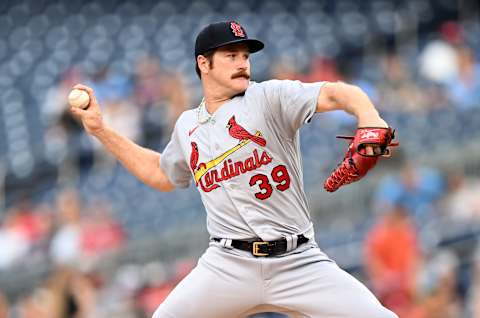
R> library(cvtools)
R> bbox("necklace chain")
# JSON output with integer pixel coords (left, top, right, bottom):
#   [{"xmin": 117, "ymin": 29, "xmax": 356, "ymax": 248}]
[{"xmin": 197, "ymin": 98, "xmax": 213, "ymax": 124}]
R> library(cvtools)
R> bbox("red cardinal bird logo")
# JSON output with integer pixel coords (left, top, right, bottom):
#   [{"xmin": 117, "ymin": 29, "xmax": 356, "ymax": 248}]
[
  {"xmin": 190, "ymin": 142, "xmax": 199, "ymax": 172},
  {"xmin": 226, "ymin": 116, "xmax": 266, "ymax": 147}
]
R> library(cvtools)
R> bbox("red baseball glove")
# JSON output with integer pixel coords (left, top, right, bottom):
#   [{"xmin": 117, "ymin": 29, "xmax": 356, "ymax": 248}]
[{"xmin": 324, "ymin": 127, "xmax": 398, "ymax": 192}]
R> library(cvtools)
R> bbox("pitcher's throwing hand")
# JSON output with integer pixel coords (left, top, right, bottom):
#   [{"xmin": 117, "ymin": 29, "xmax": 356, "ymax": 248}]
[{"xmin": 69, "ymin": 84, "xmax": 104, "ymax": 136}]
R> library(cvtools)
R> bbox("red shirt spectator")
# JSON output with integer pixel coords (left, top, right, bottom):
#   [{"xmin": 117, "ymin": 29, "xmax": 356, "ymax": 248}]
[
  {"xmin": 80, "ymin": 204, "xmax": 125, "ymax": 257},
  {"xmin": 364, "ymin": 204, "xmax": 420, "ymax": 316}
]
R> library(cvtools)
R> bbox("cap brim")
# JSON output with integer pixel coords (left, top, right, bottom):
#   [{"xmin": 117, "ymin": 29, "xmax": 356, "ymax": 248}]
[{"xmin": 204, "ymin": 38, "xmax": 264, "ymax": 54}]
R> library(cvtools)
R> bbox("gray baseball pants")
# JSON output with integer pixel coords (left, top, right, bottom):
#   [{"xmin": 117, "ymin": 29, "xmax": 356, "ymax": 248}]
[{"xmin": 152, "ymin": 243, "xmax": 399, "ymax": 318}]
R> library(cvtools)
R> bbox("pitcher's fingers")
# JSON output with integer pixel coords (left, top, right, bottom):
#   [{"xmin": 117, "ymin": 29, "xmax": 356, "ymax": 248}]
[
  {"xmin": 70, "ymin": 106, "xmax": 88, "ymax": 118},
  {"xmin": 72, "ymin": 83, "xmax": 93, "ymax": 94},
  {"xmin": 365, "ymin": 146, "xmax": 374, "ymax": 156}
]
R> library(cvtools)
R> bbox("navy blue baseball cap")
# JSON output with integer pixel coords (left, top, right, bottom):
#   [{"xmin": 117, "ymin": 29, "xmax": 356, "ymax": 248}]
[{"xmin": 195, "ymin": 21, "xmax": 264, "ymax": 57}]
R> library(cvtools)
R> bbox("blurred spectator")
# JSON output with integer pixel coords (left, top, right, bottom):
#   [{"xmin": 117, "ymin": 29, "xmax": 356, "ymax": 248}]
[
  {"xmin": 441, "ymin": 171, "xmax": 480, "ymax": 222},
  {"xmin": 135, "ymin": 259, "xmax": 193, "ymax": 317},
  {"xmin": 42, "ymin": 67, "xmax": 95, "ymax": 176},
  {"xmin": 269, "ymin": 56, "xmax": 300, "ymax": 80},
  {"xmin": 102, "ymin": 100, "xmax": 141, "ymax": 144},
  {"xmin": 17, "ymin": 268, "xmax": 99, "ymax": 318},
  {"xmin": 448, "ymin": 45, "xmax": 480, "ymax": 110},
  {"xmin": 133, "ymin": 56, "xmax": 189, "ymax": 149},
  {"xmin": 80, "ymin": 199, "xmax": 125, "ymax": 265},
  {"xmin": 133, "ymin": 55, "xmax": 169, "ymax": 109},
  {"xmin": 88, "ymin": 65, "xmax": 140, "ymax": 170},
  {"xmin": 377, "ymin": 53, "xmax": 427, "ymax": 113},
  {"xmin": 62, "ymin": 270, "xmax": 99, "ymax": 318},
  {"xmin": 88, "ymin": 65, "xmax": 133, "ymax": 106},
  {"xmin": 4, "ymin": 199, "xmax": 50, "ymax": 244},
  {"xmin": 135, "ymin": 279, "xmax": 174, "ymax": 317},
  {"xmin": 162, "ymin": 73, "xmax": 190, "ymax": 133},
  {"xmin": 0, "ymin": 220, "xmax": 29, "ymax": 269},
  {"xmin": 0, "ymin": 292, "xmax": 9, "ymax": 318},
  {"xmin": 407, "ymin": 249, "xmax": 461, "ymax": 318},
  {"xmin": 469, "ymin": 244, "xmax": 480, "ymax": 318},
  {"xmin": 298, "ymin": 56, "xmax": 342, "ymax": 83},
  {"xmin": 42, "ymin": 68, "xmax": 85, "ymax": 126},
  {"xmin": 0, "ymin": 198, "xmax": 51, "ymax": 269},
  {"xmin": 270, "ymin": 56, "xmax": 342, "ymax": 84},
  {"xmin": 418, "ymin": 40, "xmax": 458, "ymax": 85},
  {"xmin": 374, "ymin": 163, "xmax": 445, "ymax": 224},
  {"xmin": 364, "ymin": 202, "xmax": 420, "ymax": 316},
  {"xmin": 50, "ymin": 189, "xmax": 83, "ymax": 267},
  {"xmin": 133, "ymin": 56, "xmax": 170, "ymax": 148},
  {"xmin": 29, "ymin": 203, "xmax": 55, "ymax": 258}
]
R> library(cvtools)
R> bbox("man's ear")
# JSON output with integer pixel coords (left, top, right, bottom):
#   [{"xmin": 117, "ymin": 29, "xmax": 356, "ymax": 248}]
[{"xmin": 197, "ymin": 55, "xmax": 210, "ymax": 75}]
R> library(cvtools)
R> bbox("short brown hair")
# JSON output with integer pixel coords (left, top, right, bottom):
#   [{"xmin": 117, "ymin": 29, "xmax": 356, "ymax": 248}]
[{"xmin": 195, "ymin": 50, "xmax": 215, "ymax": 78}]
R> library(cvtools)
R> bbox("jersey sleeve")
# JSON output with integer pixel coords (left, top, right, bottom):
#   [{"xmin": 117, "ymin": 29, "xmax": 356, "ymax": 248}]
[
  {"xmin": 263, "ymin": 80, "xmax": 325, "ymax": 138},
  {"xmin": 159, "ymin": 119, "xmax": 192, "ymax": 188}
]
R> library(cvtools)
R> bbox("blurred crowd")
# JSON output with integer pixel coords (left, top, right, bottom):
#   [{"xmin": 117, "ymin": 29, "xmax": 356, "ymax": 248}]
[
  {"xmin": 0, "ymin": 0, "xmax": 480, "ymax": 317},
  {"xmin": 0, "ymin": 189, "xmax": 125, "ymax": 271},
  {"xmin": 272, "ymin": 20, "xmax": 480, "ymax": 115},
  {"xmin": 364, "ymin": 163, "xmax": 480, "ymax": 318},
  {"xmin": 0, "ymin": 187, "xmax": 197, "ymax": 318}
]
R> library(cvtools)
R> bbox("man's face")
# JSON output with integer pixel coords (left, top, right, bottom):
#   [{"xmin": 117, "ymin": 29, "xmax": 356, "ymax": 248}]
[{"xmin": 203, "ymin": 43, "xmax": 251, "ymax": 95}]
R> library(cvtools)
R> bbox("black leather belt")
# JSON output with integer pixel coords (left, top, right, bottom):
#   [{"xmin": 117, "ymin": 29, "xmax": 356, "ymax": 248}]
[{"xmin": 213, "ymin": 235, "xmax": 309, "ymax": 257}]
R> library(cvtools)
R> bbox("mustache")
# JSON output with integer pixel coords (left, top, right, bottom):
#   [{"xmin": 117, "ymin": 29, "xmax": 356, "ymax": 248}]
[{"xmin": 231, "ymin": 71, "xmax": 250, "ymax": 80}]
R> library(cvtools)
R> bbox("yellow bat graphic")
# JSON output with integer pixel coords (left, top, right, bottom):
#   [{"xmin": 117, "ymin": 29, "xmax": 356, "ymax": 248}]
[{"xmin": 194, "ymin": 131, "xmax": 262, "ymax": 183}]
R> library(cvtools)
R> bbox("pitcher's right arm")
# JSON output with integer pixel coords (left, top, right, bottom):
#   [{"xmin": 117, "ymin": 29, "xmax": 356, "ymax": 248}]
[{"xmin": 69, "ymin": 84, "xmax": 175, "ymax": 192}]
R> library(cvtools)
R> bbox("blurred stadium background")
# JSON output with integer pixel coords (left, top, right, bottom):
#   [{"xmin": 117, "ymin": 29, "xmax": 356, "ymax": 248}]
[{"xmin": 0, "ymin": 0, "xmax": 479, "ymax": 317}]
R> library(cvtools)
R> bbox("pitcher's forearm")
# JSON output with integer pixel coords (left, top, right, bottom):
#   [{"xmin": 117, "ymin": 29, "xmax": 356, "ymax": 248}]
[
  {"xmin": 93, "ymin": 126, "xmax": 174, "ymax": 191},
  {"xmin": 68, "ymin": 84, "xmax": 174, "ymax": 191},
  {"xmin": 340, "ymin": 86, "xmax": 384, "ymax": 127}
]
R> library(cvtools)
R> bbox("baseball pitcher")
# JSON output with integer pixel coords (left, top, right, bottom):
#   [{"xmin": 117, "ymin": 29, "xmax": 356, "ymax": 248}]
[{"xmin": 70, "ymin": 21, "xmax": 398, "ymax": 318}]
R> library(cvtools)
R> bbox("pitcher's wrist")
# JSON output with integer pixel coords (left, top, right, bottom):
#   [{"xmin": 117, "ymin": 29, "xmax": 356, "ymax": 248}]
[
  {"xmin": 357, "ymin": 110, "xmax": 387, "ymax": 127},
  {"xmin": 91, "ymin": 124, "xmax": 108, "ymax": 139}
]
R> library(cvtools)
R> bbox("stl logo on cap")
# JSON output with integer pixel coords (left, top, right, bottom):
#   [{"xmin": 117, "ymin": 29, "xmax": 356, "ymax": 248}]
[{"xmin": 230, "ymin": 22, "xmax": 246, "ymax": 38}]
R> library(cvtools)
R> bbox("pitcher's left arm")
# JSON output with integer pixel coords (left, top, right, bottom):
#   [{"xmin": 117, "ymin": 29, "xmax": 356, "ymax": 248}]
[{"xmin": 316, "ymin": 82, "xmax": 398, "ymax": 192}]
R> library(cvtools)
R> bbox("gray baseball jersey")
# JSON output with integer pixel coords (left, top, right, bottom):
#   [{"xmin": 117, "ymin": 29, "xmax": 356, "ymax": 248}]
[
  {"xmin": 160, "ymin": 80, "xmax": 324, "ymax": 241},
  {"xmin": 155, "ymin": 79, "xmax": 398, "ymax": 318}
]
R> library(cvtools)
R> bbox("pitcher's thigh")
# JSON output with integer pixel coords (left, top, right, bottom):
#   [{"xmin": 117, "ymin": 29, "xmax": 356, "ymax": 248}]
[
  {"xmin": 153, "ymin": 247, "xmax": 261, "ymax": 318},
  {"xmin": 311, "ymin": 263, "xmax": 398, "ymax": 318},
  {"xmin": 271, "ymin": 260, "xmax": 398, "ymax": 318}
]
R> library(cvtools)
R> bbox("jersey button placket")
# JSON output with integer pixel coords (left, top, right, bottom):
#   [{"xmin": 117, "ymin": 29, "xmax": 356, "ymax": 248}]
[{"xmin": 209, "ymin": 116, "xmax": 227, "ymax": 191}]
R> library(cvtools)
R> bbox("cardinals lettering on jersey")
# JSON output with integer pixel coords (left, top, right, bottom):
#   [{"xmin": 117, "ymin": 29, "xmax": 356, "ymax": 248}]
[{"xmin": 189, "ymin": 116, "xmax": 271, "ymax": 193}]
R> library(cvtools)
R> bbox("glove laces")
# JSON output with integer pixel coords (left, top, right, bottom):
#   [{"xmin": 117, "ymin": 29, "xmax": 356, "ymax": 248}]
[{"xmin": 324, "ymin": 157, "xmax": 359, "ymax": 192}]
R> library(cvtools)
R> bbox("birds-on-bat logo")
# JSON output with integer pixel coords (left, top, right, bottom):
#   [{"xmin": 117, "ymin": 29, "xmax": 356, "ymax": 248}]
[{"xmin": 226, "ymin": 115, "xmax": 266, "ymax": 146}]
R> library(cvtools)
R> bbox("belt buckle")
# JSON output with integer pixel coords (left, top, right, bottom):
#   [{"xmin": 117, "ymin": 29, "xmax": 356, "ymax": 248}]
[{"xmin": 252, "ymin": 241, "xmax": 269, "ymax": 257}]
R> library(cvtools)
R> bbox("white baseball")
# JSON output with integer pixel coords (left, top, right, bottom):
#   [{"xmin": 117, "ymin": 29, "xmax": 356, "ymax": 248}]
[{"xmin": 68, "ymin": 89, "xmax": 90, "ymax": 109}]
